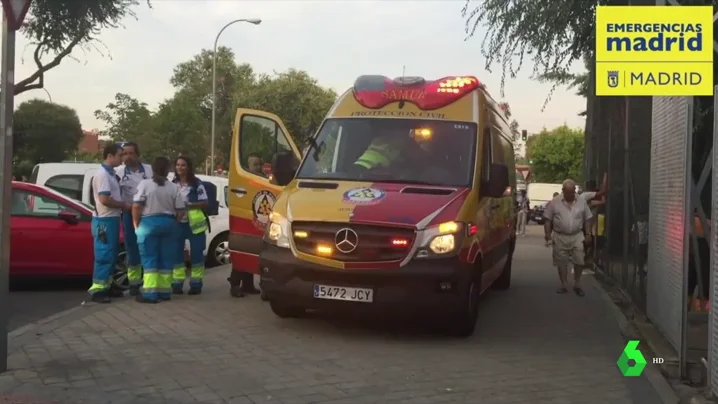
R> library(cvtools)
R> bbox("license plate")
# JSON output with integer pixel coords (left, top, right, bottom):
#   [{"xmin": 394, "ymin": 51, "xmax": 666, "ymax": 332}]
[{"xmin": 313, "ymin": 284, "xmax": 374, "ymax": 303}]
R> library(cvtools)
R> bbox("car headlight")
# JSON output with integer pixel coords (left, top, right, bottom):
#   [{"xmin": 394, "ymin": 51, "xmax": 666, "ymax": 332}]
[
  {"xmin": 415, "ymin": 221, "xmax": 464, "ymax": 258},
  {"xmin": 266, "ymin": 212, "xmax": 291, "ymax": 248}
]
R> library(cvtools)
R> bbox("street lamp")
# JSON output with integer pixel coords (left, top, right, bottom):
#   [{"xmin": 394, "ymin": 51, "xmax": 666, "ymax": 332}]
[{"xmin": 210, "ymin": 18, "xmax": 261, "ymax": 171}]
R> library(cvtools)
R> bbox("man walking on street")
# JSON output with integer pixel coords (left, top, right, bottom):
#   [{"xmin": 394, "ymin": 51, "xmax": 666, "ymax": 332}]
[
  {"xmin": 117, "ymin": 142, "xmax": 153, "ymax": 296},
  {"xmin": 516, "ymin": 190, "xmax": 529, "ymax": 236},
  {"xmin": 89, "ymin": 144, "xmax": 130, "ymax": 303},
  {"xmin": 543, "ymin": 179, "xmax": 593, "ymax": 296}
]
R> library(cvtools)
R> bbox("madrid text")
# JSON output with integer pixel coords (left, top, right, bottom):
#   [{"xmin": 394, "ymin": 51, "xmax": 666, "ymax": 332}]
[
  {"xmin": 606, "ymin": 23, "xmax": 703, "ymax": 52},
  {"xmin": 630, "ymin": 72, "xmax": 702, "ymax": 86}
]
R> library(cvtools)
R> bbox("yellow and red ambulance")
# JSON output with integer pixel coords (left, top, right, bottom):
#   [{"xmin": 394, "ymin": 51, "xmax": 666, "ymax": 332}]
[{"xmin": 228, "ymin": 75, "xmax": 516, "ymax": 336}]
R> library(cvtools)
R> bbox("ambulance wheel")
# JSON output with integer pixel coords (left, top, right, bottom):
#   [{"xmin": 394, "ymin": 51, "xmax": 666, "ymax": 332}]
[
  {"xmin": 446, "ymin": 277, "xmax": 480, "ymax": 338},
  {"xmin": 493, "ymin": 238, "xmax": 515, "ymax": 290},
  {"xmin": 269, "ymin": 299, "xmax": 304, "ymax": 318}
]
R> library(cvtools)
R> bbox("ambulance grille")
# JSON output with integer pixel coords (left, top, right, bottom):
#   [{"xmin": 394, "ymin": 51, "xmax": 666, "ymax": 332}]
[{"xmin": 291, "ymin": 222, "xmax": 415, "ymax": 262}]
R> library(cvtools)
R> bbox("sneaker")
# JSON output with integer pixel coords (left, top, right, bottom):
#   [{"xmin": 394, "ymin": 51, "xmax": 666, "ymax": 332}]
[
  {"xmin": 188, "ymin": 288, "xmax": 202, "ymax": 296},
  {"xmin": 230, "ymin": 285, "xmax": 245, "ymax": 298},
  {"xmin": 108, "ymin": 289, "xmax": 124, "ymax": 298},
  {"xmin": 172, "ymin": 286, "xmax": 184, "ymax": 295},
  {"xmin": 135, "ymin": 295, "xmax": 158, "ymax": 304},
  {"xmin": 90, "ymin": 293, "xmax": 111, "ymax": 303},
  {"xmin": 129, "ymin": 286, "xmax": 140, "ymax": 297}
]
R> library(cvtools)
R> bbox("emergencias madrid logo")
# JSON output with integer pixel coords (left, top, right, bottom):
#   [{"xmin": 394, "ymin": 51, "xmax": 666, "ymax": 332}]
[
  {"xmin": 595, "ymin": 6, "xmax": 713, "ymax": 96},
  {"xmin": 617, "ymin": 340, "xmax": 648, "ymax": 377}
]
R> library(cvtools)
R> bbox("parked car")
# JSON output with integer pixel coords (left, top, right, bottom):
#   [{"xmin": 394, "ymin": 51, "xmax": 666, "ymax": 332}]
[
  {"xmin": 10, "ymin": 181, "xmax": 128, "ymax": 288},
  {"xmin": 30, "ymin": 162, "xmax": 230, "ymax": 267}
]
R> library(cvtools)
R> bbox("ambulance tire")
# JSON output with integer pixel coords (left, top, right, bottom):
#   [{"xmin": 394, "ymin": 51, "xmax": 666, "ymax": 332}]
[
  {"xmin": 269, "ymin": 299, "xmax": 304, "ymax": 318},
  {"xmin": 493, "ymin": 238, "xmax": 515, "ymax": 290},
  {"xmin": 446, "ymin": 276, "xmax": 480, "ymax": 338}
]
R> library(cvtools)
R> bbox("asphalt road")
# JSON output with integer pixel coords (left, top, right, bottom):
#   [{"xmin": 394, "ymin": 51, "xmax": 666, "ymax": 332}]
[{"xmin": 8, "ymin": 279, "xmax": 87, "ymax": 332}]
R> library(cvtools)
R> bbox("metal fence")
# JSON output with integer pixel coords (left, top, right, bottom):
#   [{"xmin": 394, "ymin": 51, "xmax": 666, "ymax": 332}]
[{"xmin": 584, "ymin": 95, "xmax": 653, "ymax": 313}]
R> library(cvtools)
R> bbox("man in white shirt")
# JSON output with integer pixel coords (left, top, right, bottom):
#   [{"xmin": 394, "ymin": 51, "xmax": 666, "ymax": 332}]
[
  {"xmin": 89, "ymin": 144, "xmax": 131, "ymax": 303},
  {"xmin": 116, "ymin": 142, "xmax": 153, "ymax": 296}
]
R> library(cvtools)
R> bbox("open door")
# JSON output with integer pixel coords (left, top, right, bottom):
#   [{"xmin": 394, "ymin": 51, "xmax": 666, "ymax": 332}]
[{"xmin": 228, "ymin": 109, "xmax": 301, "ymax": 274}]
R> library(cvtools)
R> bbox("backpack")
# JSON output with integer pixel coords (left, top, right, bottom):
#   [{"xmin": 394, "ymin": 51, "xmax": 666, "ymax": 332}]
[{"xmin": 201, "ymin": 180, "xmax": 219, "ymax": 217}]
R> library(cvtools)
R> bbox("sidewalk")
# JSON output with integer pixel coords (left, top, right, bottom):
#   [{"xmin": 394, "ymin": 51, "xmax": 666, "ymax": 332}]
[{"xmin": 0, "ymin": 228, "xmax": 669, "ymax": 403}]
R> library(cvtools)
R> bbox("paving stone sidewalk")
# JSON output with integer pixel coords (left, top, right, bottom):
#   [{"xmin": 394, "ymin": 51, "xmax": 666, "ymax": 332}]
[{"xmin": 0, "ymin": 229, "xmax": 665, "ymax": 403}]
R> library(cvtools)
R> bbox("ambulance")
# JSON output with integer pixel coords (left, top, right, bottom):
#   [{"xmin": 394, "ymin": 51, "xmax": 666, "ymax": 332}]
[{"xmin": 228, "ymin": 75, "xmax": 517, "ymax": 336}]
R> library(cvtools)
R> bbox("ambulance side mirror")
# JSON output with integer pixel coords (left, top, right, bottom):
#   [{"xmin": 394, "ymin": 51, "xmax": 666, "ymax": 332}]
[
  {"xmin": 271, "ymin": 151, "xmax": 297, "ymax": 187},
  {"xmin": 486, "ymin": 164, "xmax": 509, "ymax": 198}
]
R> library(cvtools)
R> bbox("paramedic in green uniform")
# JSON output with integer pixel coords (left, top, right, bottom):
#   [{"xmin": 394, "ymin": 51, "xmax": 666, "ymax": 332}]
[{"xmin": 171, "ymin": 156, "xmax": 209, "ymax": 295}]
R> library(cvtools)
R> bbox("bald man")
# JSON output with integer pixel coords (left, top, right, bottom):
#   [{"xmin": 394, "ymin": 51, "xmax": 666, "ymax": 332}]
[{"xmin": 542, "ymin": 179, "xmax": 594, "ymax": 296}]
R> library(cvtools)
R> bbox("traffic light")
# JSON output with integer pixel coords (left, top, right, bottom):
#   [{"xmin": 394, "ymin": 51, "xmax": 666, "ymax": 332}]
[{"xmin": 521, "ymin": 130, "xmax": 527, "ymax": 141}]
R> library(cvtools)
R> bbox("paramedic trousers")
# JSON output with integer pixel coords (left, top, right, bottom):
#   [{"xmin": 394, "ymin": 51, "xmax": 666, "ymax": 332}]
[
  {"xmin": 121, "ymin": 212, "xmax": 142, "ymax": 287},
  {"xmin": 136, "ymin": 215, "xmax": 176, "ymax": 302},
  {"xmin": 88, "ymin": 216, "xmax": 121, "ymax": 297},
  {"xmin": 173, "ymin": 222, "xmax": 206, "ymax": 291}
]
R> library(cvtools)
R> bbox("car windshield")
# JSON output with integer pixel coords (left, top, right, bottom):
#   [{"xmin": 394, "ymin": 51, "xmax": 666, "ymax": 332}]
[{"xmin": 296, "ymin": 118, "xmax": 477, "ymax": 187}]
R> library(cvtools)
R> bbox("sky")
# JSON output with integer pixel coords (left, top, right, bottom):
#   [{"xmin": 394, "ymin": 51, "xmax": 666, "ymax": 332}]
[{"xmin": 9, "ymin": 0, "xmax": 587, "ymax": 135}]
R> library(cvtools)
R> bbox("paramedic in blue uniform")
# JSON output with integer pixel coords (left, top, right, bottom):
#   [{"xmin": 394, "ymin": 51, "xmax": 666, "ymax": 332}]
[
  {"xmin": 171, "ymin": 156, "xmax": 209, "ymax": 295},
  {"xmin": 89, "ymin": 143, "xmax": 129, "ymax": 303},
  {"xmin": 116, "ymin": 141, "xmax": 153, "ymax": 296},
  {"xmin": 132, "ymin": 157, "xmax": 185, "ymax": 304}
]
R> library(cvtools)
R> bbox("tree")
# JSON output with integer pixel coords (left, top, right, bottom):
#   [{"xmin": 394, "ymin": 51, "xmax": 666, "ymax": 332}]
[
  {"xmin": 94, "ymin": 93, "xmax": 154, "ymax": 151},
  {"xmin": 151, "ymin": 90, "xmax": 208, "ymax": 162},
  {"xmin": 13, "ymin": 99, "xmax": 83, "ymax": 174},
  {"xmin": 15, "ymin": 0, "xmax": 150, "ymax": 96},
  {"xmin": 528, "ymin": 125, "xmax": 584, "ymax": 183},
  {"xmin": 169, "ymin": 47, "xmax": 256, "ymax": 165}
]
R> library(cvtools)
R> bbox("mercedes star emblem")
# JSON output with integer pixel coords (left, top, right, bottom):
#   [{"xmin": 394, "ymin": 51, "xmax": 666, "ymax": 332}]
[{"xmin": 334, "ymin": 228, "xmax": 359, "ymax": 253}]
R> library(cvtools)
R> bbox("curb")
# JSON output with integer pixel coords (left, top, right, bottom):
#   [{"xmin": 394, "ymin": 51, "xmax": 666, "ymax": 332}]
[{"xmin": 589, "ymin": 275, "xmax": 681, "ymax": 404}]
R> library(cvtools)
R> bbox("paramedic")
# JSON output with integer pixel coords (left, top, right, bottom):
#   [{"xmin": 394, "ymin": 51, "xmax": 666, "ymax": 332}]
[
  {"xmin": 171, "ymin": 156, "xmax": 209, "ymax": 295},
  {"xmin": 117, "ymin": 142, "xmax": 153, "ymax": 296},
  {"xmin": 89, "ymin": 143, "xmax": 129, "ymax": 303},
  {"xmin": 132, "ymin": 157, "xmax": 185, "ymax": 304}
]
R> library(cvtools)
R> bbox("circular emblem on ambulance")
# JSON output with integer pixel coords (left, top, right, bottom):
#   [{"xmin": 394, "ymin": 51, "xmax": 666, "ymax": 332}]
[
  {"xmin": 342, "ymin": 187, "xmax": 386, "ymax": 205},
  {"xmin": 334, "ymin": 228, "xmax": 359, "ymax": 253},
  {"xmin": 252, "ymin": 190, "xmax": 276, "ymax": 230}
]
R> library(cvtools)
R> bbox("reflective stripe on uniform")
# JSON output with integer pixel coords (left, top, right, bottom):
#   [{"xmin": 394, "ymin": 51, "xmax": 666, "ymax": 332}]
[{"xmin": 188, "ymin": 209, "xmax": 207, "ymax": 234}]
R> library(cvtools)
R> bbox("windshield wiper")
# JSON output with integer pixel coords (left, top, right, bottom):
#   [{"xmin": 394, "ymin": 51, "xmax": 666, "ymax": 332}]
[{"xmin": 305, "ymin": 137, "xmax": 324, "ymax": 161}]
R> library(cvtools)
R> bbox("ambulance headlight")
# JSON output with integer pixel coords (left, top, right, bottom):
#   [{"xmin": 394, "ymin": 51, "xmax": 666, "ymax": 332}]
[
  {"xmin": 415, "ymin": 221, "xmax": 463, "ymax": 258},
  {"xmin": 266, "ymin": 213, "xmax": 291, "ymax": 248},
  {"xmin": 429, "ymin": 234, "xmax": 455, "ymax": 254}
]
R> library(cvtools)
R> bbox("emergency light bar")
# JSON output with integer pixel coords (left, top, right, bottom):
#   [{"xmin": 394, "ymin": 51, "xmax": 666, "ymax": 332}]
[{"xmin": 352, "ymin": 75, "xmax": 481, "ymax": 110}]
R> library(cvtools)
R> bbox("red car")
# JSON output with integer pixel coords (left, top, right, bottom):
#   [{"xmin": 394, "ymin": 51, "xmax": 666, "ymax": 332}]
[{"xmin": 10, "ymin": 181, "xmax": 127, "ymax": 288}]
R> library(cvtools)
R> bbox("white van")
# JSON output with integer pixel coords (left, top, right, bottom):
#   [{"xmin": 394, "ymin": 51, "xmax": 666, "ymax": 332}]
[
  {"xmin": 31, "ymin": 163, "xmax": 231, "ymax": 267},
  {"xmin": 526, "ymin": 182, "xmax": 563, "ymax": 209}
]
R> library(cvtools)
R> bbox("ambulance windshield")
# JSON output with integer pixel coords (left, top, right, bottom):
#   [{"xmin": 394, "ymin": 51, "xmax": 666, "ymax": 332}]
[{"xmin": 296, "ymin": 118, "xmax": 477, "ymax": 188}]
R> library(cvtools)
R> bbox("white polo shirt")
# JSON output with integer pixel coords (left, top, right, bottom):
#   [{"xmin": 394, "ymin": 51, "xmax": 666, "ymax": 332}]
[
  {"xmin": 116, "ymin": 163, "xmax": 153, "ymax": 204},
  {"xmin": 133, "ymin": 179, "xmax": 184, "ymax": 216},
  {"xmin": 92, "ymin": 164, "xmax": 122, "ymax": 218}
]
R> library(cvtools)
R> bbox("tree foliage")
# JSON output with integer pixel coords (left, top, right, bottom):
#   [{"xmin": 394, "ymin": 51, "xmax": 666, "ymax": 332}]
[
  {"xmin": 528, "ymin": 125, "xmax": 585, "ymax": 183},
  {"xmin": 95, "ymin": 48, "xmax": 337, "ymax": 172},
  {"xmin": 13, "ymin": 99, "xmax": 83, "ymax": 175},
  {"xmin": 16, "ymin": 0, "xmax": 150, "ymax": 95},
  {"xmin": 462, "ymin": 0, "xmax": 597, "ymax": 103}
]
